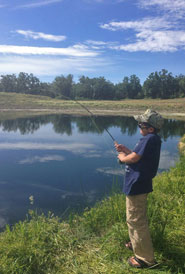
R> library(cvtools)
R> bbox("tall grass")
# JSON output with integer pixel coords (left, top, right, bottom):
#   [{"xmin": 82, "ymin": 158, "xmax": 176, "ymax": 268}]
[{"xmin": 0, "ymin": 145, "xmax": 185, "ymax": 273}]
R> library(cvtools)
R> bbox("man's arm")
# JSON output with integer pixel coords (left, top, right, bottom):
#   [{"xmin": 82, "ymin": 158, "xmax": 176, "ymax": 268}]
[{"xmin": 118, "ymin": 152, "xmax": 141, "ymax": 164}]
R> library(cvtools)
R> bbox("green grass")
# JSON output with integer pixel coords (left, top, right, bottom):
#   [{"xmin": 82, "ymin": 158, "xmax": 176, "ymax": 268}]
[
  {"xmin": 178, "ymin": 135, "xmax": 185, "ymax": 155},
  {"xmin": 0, "ymin": 141, "xmax": 185, "ymax": 274}
]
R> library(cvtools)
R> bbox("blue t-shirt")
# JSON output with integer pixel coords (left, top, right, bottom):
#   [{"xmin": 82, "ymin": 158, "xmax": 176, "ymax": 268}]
[{"xmin": 123, "ymin": 133, "xmax": 161, "ymax": 195}]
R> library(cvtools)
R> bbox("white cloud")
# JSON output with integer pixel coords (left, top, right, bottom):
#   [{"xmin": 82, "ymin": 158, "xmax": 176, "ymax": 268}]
[
  {"xmin": 100, "ymin": 17, "xmax": 172, "ymax": 32},
  {"xmin": 86, "ymin": 40, "xmax": 108, "ymax": 46},
  {"xmin": 99, "ymin": 0, "xmax": 185, "ymax": 53},
  {"xmin": 16, "ymin": 0, "xmax": 63, "ymax": 9},
  {"xmin": 100, "ymin": 12, "xmax": 185, "ymax": 52},
  {"xmin": 112, "ymin": 30, "xmax": 185, "ymax": 52},
  {"xmin": 139, "ymin": 0, "xmax": 185, "ymax": 16},
  {"xmin": 0, "ymin": 44, "xmax": 98, "ymax": 57},
  {"xmin": 19, "ymin": 155, "xmax": 65, "ymax": 164},
  {"xmin": 0, "ymin": 54, "xmax": 109, "ymax": 76},
  {"xmin": 86, "ymin": 40, "xmax": 119, "ymax": 49},
  {"xmin": 16, "ymin": 30, "xmax": 66, "ymax": 42}
]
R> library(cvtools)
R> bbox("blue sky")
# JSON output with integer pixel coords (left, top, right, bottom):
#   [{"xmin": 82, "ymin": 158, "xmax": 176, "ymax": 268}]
[{"xmin": 0, "ymin": 0, "xmax": 185, "ymax": 83}]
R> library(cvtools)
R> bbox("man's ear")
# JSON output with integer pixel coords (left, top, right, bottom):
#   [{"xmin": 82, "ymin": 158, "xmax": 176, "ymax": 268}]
[{"xmin": 148, "ymin": 127, "xmax": 155, "ymax": 133}]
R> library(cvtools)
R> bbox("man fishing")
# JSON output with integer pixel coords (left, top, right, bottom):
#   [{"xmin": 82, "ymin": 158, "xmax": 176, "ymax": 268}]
[{"xmin": 115, "ymin": 109, "xmax": 164, "ymax": 269}]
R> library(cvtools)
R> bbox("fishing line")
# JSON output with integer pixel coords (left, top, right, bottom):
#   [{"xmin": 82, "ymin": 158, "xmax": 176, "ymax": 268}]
[
  {"xmin": 60, "ymin": 94, "xmax": 123, "ymax": 167},
  {"xmin": 60, "ymin": 94, "xmax": 116, "ymax": 142}
]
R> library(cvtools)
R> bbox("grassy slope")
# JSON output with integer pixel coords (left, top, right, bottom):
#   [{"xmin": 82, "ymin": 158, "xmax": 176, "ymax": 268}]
[
  {"xmin": 0, "ymin": 138, "xmax": 184, "ymax": 273},
  {"xmin": 1, "ymin": 92, "xmax": 185, "ymax": 120}
]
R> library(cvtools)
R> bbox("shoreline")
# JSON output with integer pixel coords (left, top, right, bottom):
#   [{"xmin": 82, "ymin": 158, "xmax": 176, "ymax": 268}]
[{"xmin": 1, "ymin": 108, "xmax": 185, "ymax": 121}]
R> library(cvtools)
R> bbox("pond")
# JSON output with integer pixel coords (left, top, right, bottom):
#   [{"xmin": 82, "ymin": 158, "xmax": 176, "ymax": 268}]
[{"xmin": 0, "ymin": 114, "xmax": 185, "ymax": 228}]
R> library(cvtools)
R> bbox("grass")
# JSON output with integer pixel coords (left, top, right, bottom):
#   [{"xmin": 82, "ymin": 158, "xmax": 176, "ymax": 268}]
[
  {"xmin": 178, "ymin": 135, "xmax": 185, "ymax": 155},
  {"xmin": 1, "ymin": 92, "xmax": 185, "ymax": 120},
  {"xmin": 0, "ymin": 137, "xmax": 184, "ymax": 273}
]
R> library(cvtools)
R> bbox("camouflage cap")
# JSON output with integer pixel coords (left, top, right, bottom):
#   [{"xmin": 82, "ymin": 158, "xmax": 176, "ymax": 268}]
[{"xmin": 134, "ymin": 109, "xmax": 164, "ymax": 129}]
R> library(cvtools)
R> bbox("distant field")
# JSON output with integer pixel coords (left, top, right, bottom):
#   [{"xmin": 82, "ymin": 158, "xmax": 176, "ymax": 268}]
[{"xmin": 0, "ymin": 92, "xmax": 185, "ymax": 120}]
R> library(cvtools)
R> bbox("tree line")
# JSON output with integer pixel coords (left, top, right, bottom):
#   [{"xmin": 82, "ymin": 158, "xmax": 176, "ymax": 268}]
[{"xmin": 0, "ymin": 69, "xmax": 185, "ymax": 100}]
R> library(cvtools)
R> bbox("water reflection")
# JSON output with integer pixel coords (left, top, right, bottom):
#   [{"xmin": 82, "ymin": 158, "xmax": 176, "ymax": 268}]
[
  {"xmin": 0, "ymin": 114, "xmax": 185, "ymax": 139},
  {"xmin": 0, "ymin": 114, "xmax": 185, "ymax": 229}
]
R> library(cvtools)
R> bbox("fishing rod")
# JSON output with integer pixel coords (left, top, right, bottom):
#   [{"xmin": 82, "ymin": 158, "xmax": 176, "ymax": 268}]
[
  {"xmin": 60, "ymin": 94, "xmax": 116, "ymax": 143},
  {"xmin": 60, "ymin": 94, "xmax": 123, "ymax": 164}
]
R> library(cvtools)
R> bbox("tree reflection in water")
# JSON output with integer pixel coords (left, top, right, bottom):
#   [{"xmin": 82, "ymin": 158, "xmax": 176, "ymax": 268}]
[{"xmin": 0, "ymin": 114, "xmax": 185, "ymax": 140}]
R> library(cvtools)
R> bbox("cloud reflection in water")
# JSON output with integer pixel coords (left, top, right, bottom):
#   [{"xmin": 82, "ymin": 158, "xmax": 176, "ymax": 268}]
[
  {"xmin": 0, "ymin": 142, "xmax": 96, "ymax": 153},
  {"xmin": 19, "ymin": 155, "xmax": 65, "ymax": 164},
  {"xmin": 96, "ymin": 167, "xmax": 125, "ymax": 177}
]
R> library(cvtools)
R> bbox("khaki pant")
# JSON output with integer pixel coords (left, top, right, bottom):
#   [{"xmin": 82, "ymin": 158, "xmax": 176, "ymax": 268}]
[{"xmin": 126, "ymin": 193, "xmax": 155, "ymax": 265}]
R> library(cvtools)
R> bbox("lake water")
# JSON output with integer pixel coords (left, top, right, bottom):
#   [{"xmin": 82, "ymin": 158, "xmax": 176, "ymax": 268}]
[{"xmin": 0, "ymin": 114, "xmax": 185, "ymax": 228}]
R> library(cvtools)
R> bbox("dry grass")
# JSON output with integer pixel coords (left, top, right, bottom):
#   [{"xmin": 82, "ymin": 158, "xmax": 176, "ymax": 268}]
[{"xmin": 1, "ymin": 92, "xmax": 185, "ymax": 120}]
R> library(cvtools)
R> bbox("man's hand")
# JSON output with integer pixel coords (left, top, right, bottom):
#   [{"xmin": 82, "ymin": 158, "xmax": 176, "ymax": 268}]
[
  {"xmin": 114, "ymin": 142, "xmax": 131, "ymax": 154},
  {"xmin": 117, "ymin": 152, "xmax": 127, "ymax": 162}
]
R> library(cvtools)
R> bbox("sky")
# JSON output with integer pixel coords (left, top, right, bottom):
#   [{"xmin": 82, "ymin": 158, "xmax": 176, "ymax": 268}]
[{"xmin": 0, "ymin": 0, "xmax": 185, "ymax": 83}]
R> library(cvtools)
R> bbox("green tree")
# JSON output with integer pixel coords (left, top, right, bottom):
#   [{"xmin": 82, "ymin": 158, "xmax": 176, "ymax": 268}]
[
  {"xmin": 72, "ymin": 76, "xmax": 93, "ymax": 99},
  {"xmin": 16, "ymin": 72, "xmax": 41, "ymax": 95},
  {"xmin": 115, "ymin": 77, "xmax": 129, "ymax": 99},
  {"xmin": 115, "ymin": 75, "xmax": 142, "ymax": 99},
  {"xmin": 0, "ymin": 74, "xmax": 17, "ymax": 92},
  {"xmin": 91, "ymin": 77, "xmax": 114, "ymax": 100},
  {"xmin": 27, "ymin": 73, "xmax": 41, "ymax": 95},
  {"xmin": 143, "ymin": 72, "xmax": 161, "ymax": 98},
  {"xmin": 143, "ymin": 69, "xmax": 179, "ymax": 99},
  {"xmin": 39, "ymin": 82, "xmax": 55, "ymax": 98},
  {"xmin": 17, "ymin": 72, "xmax": 31, "ymax": 93},
  {"xmin": 52, "ymin": 74, "xmax": 73, "ymax": 99},
  {"xmin": 128, "ymin": 74, "xmax": 142, "ymax": 99},
  {"xmin": 159, "ymin": 69, "xmax": 178, "ymax": 99},
  {"xmin": 177, "ymin": 74, "xmax": 185, "ymax": 98},
  {"xmin": 72, "ymin": 76, "xmax": 114, "ymax": 100}
]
